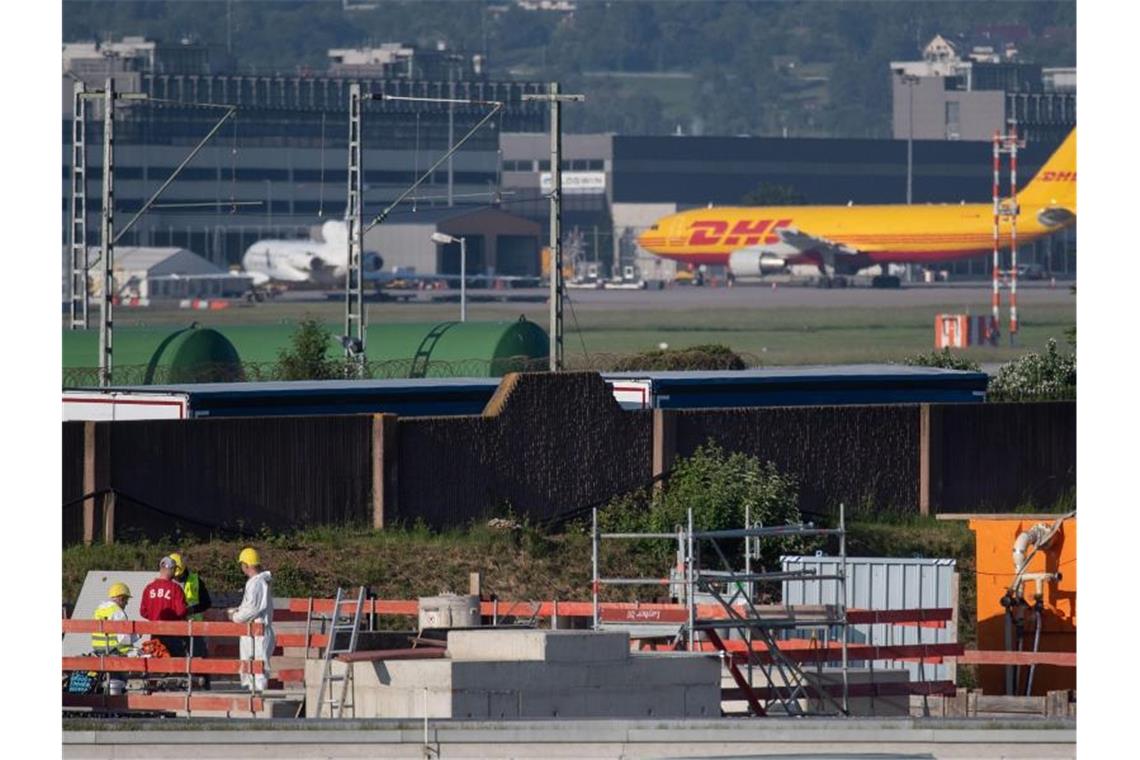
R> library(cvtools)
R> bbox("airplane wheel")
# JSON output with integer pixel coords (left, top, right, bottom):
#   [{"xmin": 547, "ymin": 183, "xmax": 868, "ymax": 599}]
[
  {"xmin": 871, "ymin": 275, "xmax": 901, "ymax": 289},
  {"xmin": 834, "ymin": 276, "xmax": 849, "ymax": 288}
]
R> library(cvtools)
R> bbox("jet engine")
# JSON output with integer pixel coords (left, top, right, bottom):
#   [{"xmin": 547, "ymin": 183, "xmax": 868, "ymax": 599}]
[
  {"xmin": 728, "ymin": 249, "xmax": 790, "ymax": 277},
  {"xmin": 363, "ymin": 252, "xmax": 384, "ymax": 272}
]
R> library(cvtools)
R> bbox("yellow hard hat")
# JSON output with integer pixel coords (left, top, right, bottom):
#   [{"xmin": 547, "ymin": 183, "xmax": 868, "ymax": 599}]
[
  {"xmin": 108, "ymin": 582, "xmax": 132, "ymax": 599},
  {"xmin": 168, "ymin": 552, "xmax": 185, "ymax": 573},
  {"xmin": 238, "ymin": 547, "xmax": 261, "ymax": 566}
]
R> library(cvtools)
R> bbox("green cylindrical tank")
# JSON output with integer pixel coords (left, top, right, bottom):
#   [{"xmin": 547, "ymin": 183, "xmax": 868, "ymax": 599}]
[
  {"xmin": 62, "ymin": 319, "xmax": 548, "ymax": 382},
  {"xmin": 364, "ymin": 319, "xmax": 549, "ymax": 377},
  {"xmin": 62, "ymin": 325, "xmax": 243, "ymax": 384},
  {"xmin": 144, "ymin": 326, "xmax": 243, "ymax": 383}
]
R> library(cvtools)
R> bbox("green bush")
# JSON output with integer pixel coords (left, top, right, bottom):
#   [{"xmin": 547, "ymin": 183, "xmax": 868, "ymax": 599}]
[
  {"xmin": 276, "ymin": 318, "xmax": 340, "ymax": 380},
  {"xmin": 903, "ymin": 348, "xmax": 981, "ymax": 372},
  {"xmin": 988, "ymin": 338, "xmax": 1076, "ymax": 402},
  {"xmin": 600, "ymin": 442, "xmax": 814, "ymax": 569},
  {"xmin": 609, "ymin": 344, "xmax": 747, "ymax": 371}
]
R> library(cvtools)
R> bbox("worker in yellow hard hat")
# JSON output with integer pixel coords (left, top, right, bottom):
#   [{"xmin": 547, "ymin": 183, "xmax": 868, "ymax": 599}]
[
  {"xmin": 228, "ymin": 547, "xmax": 275, "ymax": 692},
  {"xmin": 91, "ymin": 583, "xmax": 138, "ymax": 656},
  {"xmin": 169, "ymin": 551, "xmax": 213, "ymax": 656}
]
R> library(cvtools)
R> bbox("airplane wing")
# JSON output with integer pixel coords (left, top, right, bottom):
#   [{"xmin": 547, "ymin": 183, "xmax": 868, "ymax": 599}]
[{"xmin": 773, "ymin": 226, "xmax": 862, "ymax": 271}]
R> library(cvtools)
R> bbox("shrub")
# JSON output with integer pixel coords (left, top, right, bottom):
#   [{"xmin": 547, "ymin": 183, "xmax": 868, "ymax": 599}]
[
  {"xmin": 988, "ymin": 338, "xmax": 1076, "ymax": 402},
  {"xmin": 276, "ymin": 318, "xmax": 339, "ymax": 380},
  {"xmin": 610, "ymin": 344, "xmax": 747, "ymax": 371},
  {"xmin": 903, "ymin": 348, "xmax": 981, "ymax": 372},
  {"xmin": 600, "ymin": 442, "xmax": 814, "ymax": 569}
]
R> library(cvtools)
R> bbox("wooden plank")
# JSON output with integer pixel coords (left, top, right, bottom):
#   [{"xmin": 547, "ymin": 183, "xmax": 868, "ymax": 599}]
[
  {"xmin": 975, "ymin": 694, "xmax": 1047, "ymax": 715},
  {"xmin": 277, "ymin": 597, "xmax": 952, "ymax": 626},
  {"xmin": 63, "ymin": 656, "xmax": 264, "ymax": 675},
  {"xmin": 957, "ymin": 650, "xmax": 1075, "ymax": 667},
  {"xmin": 63, "ymin": 620, "xmax": 266, "ymax": 636},
  {"xmin": 62, "ymin": 693, "xmax": 263, "ymax": 713}
]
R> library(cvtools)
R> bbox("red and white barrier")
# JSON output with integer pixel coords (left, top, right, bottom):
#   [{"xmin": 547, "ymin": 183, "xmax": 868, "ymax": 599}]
[{"xmin": 179, "ymin": 299, "xmax": 231, "ymax": 311}]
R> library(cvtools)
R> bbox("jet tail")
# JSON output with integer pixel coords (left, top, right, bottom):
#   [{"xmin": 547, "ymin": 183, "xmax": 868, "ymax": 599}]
[{"xmin": 1018, "ymin": 129, "xmax": 1076, "ymax": 213}]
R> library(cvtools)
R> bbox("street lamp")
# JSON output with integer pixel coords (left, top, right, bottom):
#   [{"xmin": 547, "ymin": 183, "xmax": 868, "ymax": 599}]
[
  {"xmin": 900, "ymin": 74, "xmax": 921, "ymax": 205},
  {"xmin": 430, "ymin": 232, "xmax": 467, "ymax": 321}
]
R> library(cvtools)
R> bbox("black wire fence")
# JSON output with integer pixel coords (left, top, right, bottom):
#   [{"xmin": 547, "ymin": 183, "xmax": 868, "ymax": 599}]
[{"xmin": 62, "ymin": 349, "xmax": 762, "ymax": 386}]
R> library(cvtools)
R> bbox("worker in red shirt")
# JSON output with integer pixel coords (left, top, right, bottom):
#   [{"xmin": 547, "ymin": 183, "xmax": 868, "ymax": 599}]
[{"xmin": 140, "ymin": 556, "xmax": 189, "ymax": 657}]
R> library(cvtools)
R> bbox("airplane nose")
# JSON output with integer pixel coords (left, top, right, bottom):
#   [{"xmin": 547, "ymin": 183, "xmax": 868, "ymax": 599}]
[{"xmin": 637, "ymin": 225, "xmax": 666, "ymax": 251}]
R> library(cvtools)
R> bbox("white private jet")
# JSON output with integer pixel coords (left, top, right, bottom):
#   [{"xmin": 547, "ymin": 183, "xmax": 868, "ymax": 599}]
[{"xmin": 241, "ymin": 220, "xmax": 384, "ymax": 288}]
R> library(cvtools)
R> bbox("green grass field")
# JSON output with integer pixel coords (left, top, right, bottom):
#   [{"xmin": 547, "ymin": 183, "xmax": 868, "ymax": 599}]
[{"xmin": 101, "ymin": 290, "xmax": 1075, "ymax": 368}]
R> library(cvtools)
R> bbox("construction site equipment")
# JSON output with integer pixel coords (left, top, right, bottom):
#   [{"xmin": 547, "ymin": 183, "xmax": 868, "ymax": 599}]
[
  {"xmin": 313, "ymin": 586, "xmax": 366, "ymax": 718},
  {"xmin": 591, "ymin": 505, "xmax": 851, "ymax": 717},
  {"xmin": 965, "ymin": 514, "xmax": 1076, "ymax": 696}
]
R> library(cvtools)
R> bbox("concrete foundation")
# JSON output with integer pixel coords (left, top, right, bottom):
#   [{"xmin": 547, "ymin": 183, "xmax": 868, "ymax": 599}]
[{"xmin": 305, "ymin": 629, "xmax": 720, "ymax": 719}]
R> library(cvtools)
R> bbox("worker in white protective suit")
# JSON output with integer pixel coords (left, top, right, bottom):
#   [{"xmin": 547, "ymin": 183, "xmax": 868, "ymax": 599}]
[{"xmin": 228, "ymin": 546, "xmax": 275, "ymax": 692}]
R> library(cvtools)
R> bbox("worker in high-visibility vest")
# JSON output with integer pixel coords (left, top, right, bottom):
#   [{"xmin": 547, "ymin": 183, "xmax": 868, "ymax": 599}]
[
  {"xmin": 91, "ymin": 583, "xmax": 138, "ymax": 656},
  {"xmin": 169, "ymin": 552, "xmax": 213, "ymax": 658},
  {"xmin": 228, "ymin": 547, "xmax": 275, "ymax": 693}
]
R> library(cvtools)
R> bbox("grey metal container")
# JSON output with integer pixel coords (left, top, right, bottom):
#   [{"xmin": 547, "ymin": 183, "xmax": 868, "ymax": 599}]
[{"xmin": 780, "ymin": 555, "xmax": 958, "ymax": 682}]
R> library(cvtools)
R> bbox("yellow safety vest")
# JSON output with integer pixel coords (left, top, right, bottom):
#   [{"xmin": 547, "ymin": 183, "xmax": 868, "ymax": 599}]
[
  {"xmin": 180, "ymin": 571, "xmax": 204, "ymax": 622},
  {"xmin": 91, "ymin": 601, "xmax": 131, "ymax": 655}
]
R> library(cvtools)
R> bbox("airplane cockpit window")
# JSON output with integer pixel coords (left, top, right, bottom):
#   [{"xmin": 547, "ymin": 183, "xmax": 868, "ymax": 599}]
[{"xmin": 650, "ymin": 224, "xmax": 659, "ymax": 230}]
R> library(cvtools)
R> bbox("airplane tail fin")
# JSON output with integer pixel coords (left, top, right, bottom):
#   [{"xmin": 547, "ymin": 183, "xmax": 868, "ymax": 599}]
[{"xmin": 1018, "ymin": 129, "xmax": 1076, "ymax": 212}]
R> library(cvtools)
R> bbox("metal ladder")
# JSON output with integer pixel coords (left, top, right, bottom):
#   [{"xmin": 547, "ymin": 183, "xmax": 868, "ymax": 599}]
[{"xmin": 314, "ymin": 586, "xmax": 366, "ymax": 718}]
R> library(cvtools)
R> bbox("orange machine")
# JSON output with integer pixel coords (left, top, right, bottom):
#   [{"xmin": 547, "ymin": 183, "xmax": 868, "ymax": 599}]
[{"xmin": 968, "ymin": 515, "xmax": 1076, "ymax": 695}]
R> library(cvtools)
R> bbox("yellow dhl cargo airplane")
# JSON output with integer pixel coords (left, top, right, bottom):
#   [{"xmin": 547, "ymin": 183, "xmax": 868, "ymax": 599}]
[{"xmin": 637, "ymin": 128, "xmax": 1076, "ymax": 283}]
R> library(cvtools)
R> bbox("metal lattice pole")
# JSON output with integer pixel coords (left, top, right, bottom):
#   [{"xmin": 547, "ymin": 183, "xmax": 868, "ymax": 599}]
[
  {"xmin": 1009, "ymin": 124, "xmax": 1019, "ymax": 344},
  {"xmin": 98, "ymin": 78, "xmax": 116, "ymax": 387},
  {"xmin": 990, "ymin": 131, "xmax": 1001, "ymax": 345},
  {"xmin": 522, "ymin": 84, "xmax": 583, "ymax": 372},
  {"xmin": 69, "ymin": 80, "xmax": 89, "ymax": 331},
  {"xmin": 345, "ymin": 83, "xmax": 365, "ymax": 370},
  {"xmin": 548, "ymin": 82, "xmax": 563, "ymax": 371}
]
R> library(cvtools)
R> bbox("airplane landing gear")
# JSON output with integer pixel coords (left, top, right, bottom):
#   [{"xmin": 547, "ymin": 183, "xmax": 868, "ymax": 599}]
[
  {"xmin": 816, "ymin": 275, "xmax": 849, "ymax": 289},
  {"xmin": 871, "ymin": 275, "xmax": 901, "ymax": 289}
]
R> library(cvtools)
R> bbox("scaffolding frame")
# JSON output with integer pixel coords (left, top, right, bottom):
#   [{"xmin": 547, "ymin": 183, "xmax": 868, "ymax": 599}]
[{"xmin": 591, "ymin": 504, "xmax": 849, "ymax": 717}]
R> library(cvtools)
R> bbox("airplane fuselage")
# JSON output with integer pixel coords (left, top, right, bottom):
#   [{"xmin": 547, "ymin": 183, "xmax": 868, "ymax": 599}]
[{"xmin": 637, "ymin": 202, "xmax": 1069, "ymax": 270}]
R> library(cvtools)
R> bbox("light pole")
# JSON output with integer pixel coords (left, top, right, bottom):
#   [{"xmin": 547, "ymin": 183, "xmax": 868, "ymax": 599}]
[
  {"xmin": 264, "ymin": 179, "xmax": 273, "ymax": 231},
  {"xmin": 431, "ymin": 232, "xmax": 467, "ymax": 321},
  {"xmin": 900, "ymin": 74, "xmax": 920, "ymax": 205}
]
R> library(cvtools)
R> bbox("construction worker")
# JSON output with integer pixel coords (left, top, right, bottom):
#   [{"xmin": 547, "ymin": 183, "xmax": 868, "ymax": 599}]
[
  {"xmin": 229, "ymin": 547, "xmax": 275, "ymax": 693},
  {"xmin": 91, "ymin": 583, "xmax": 138, "ymax": 656},
  {"xmin": 169, "ymin": 552, "xmax": 212, "ymax": 657},
  {"xmin": 140, "ymin": 556, "xmax": 189, "ymax": 657}
]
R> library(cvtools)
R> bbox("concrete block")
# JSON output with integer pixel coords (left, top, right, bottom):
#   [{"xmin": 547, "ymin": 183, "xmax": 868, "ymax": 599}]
[
  {"xmin": 616, "ymin": 653, "xmax": 721, "ymax": 688},
  {"xmin": 684, "ymin": 684, "xmax": 722, "ymax": 718},
  {"xmin": 446, "ymin": 629, "xmax": 629, "ymax": 663}
]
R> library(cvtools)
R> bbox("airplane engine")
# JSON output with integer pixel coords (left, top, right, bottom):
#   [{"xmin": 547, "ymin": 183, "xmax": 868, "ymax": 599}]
[
  {"xmin": 728, "ymin": 249, "xmax": 789, "ymax": 277},
  {"xmin": 363, "ymin": 252, "xmax": 384, "ymax": 272},
  {"xmin": 288, "ymin": 251, "xmax": 322, "ymax": 272}
]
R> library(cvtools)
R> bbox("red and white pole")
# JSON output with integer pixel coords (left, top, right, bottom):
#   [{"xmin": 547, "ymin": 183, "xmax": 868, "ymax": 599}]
[
  {"xmin": 991, "ymin": 131, "xmax": 1001, "ymax": 345},
  {"xmin": 1009, "ymin": 126, "xmax": 1019, "ymax": 343}
]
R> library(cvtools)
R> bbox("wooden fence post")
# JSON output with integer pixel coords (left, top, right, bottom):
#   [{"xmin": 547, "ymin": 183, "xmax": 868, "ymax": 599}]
[
  {"xmin": 919, "ymin": 404, "xmax": 944, "ymax": 516},
  {"xmin": 82, "ymin": 422, "xmax": 110, "ymax": 546},
  {"xmin": 652, "ymin": 409, "xmax": 677, "ymax": 489},
  {"xmin": 102, "ymin": 489, "xmax": 116, "ymax": 544},
  {"xmin": 372, "ymin": 414, "xmax": 399, "ymax": 530}
]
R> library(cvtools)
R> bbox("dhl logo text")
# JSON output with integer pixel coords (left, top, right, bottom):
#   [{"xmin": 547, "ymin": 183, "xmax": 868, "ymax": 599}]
[
  {"xmin": 1040, "ymin": 171, "xmax": 1076, "ymax": 182},
  {"xmin": 687, "ymin": 219, "xmax": 792, "ymax": 246}
]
